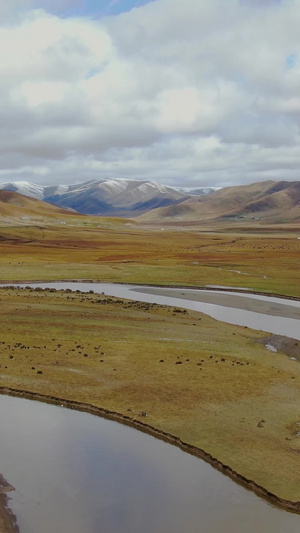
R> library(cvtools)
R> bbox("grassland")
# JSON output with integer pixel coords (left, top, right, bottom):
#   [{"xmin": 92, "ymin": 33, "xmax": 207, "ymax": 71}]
[
  {"xmin": 0, "ymin": 221, "xmax": 300, "ymax": 297},
  {"xmin": 0, "ymin": 286, "xmax": 300, "ymax": 508},
  {"xmin": 0, "ymin": 220, "xmax": 300, "ymax": 513}
]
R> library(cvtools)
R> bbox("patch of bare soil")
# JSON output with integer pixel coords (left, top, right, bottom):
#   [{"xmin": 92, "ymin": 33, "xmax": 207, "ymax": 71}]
[
  {"xmin": 0, "ymin": 475, "xmax": 19, "ymax": 533},
  {"xmin": 258, "ymin": 335, "xmax": 300, "ymax": 361}
]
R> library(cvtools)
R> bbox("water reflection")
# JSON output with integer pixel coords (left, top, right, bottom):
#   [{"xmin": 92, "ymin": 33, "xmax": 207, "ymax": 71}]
[
  {"xmin": 0, "ymin": 395, "xmax": 300, "ymax": 533},
  {"xmin": 1, "ymin": 282, "xmax": 300, "ymax": 531}
]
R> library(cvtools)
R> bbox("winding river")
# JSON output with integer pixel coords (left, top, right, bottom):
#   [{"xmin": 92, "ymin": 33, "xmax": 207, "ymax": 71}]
[
  {"xmin": 15, "ymin": 281, "xmax": 300, "ymax": 340},
  {"xmin": 1, "ymin": 282, "xmax": 300, "ymax": 532}
]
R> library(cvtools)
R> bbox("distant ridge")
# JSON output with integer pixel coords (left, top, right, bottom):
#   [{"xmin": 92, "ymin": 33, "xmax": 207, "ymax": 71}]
[
  {"xmin": 138, "ymin": 180, "xmax": 300, "ymax": 225},
  {"xmin": 0, "ymin": 179, "xmax": 215, "ymax": 217},
  {"xmin": 3, "ymin": 179, "xmax": 298, "ymax": 225}
]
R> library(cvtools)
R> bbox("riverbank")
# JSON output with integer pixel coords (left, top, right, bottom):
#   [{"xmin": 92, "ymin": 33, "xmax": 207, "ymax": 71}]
[
  {"xmin": 133, "ymin": 285, "xmax": 300, "ymax": 320},
  {"xmin": 1, "ymin": 386, "xmax": 300, "ymax": 514},
  {"xmin": 0, "ymin": 476, "xmax": 18, "ymax": 533},
  {"xmin": 0, "ymin": 285, "xmax": 299, "ymax": 517}
]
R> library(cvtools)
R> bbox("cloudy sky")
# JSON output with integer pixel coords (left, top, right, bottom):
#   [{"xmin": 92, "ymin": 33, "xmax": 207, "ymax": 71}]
[{"xmin": 1, "ymin": 0, "xmax": 300, "ymax": 188}]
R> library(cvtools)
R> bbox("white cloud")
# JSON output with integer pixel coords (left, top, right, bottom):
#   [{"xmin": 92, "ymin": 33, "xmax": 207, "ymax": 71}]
[
  {"xmin": 21, "ymin": 81, "xmax": 69, "ymax": 106},
  {"xmin": 1, "ymin": 0, "xmax": 300, "ymax": 188}
]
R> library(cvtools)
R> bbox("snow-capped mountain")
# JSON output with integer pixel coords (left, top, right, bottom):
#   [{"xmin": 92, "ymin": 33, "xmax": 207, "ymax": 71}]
[
  {"xmin": 0, "ymin": 181, "xmax": 70, "ymax": 201},
  {"xmin": 0, "ymin": 179, "xmax": 216, "ymax": 216},
  {"xmin": 0, "ymin": 181, "xmax": 46, "ymax": 200},
  {"xmin": 175, "ymin": 186, "xmax": 221, "ymax": 195}
]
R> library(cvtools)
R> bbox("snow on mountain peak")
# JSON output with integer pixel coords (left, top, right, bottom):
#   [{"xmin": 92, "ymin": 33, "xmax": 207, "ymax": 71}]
[
  {"xmin": 99, "ymin": 179, "xmax": 128, "ymax": 194},
  {"xmin": 0, "ymin": 181, "xmax": 45, "ymax": 200},
  {"xmin": 0, "ymin": 178, "xmax": 220, "ymax": 217}
]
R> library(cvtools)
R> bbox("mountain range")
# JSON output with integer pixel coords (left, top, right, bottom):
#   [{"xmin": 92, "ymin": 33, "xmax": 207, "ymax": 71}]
[
  {"xmin": 0, "ymin": 179, "xmax": 216, "ymax": 217},
  {"xmin": 1, "ymin": 179, "xmax": 300, "ymax": 225},
  {"xmin": 139, "ymin": 180, "xmax": 300, "ymax": 225}
]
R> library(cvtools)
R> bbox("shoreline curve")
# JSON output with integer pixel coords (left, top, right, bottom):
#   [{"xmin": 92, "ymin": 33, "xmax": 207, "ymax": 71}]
[
  {"xmin": 1, "ymin": 278, "xmax": 300, "ymax": 302},
  {"xmin": 0, "ymin": 386, "xmax": 299, "ymax": 515},
  {"xmin": 0, "ymin": 279, "xmax": 300, "ymax": 519}
]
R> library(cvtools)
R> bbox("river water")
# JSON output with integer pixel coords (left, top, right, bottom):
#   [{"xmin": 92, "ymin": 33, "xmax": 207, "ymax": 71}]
[
  {"xmin": 1, "ymin": 282, "xmax": 300, "ymax": 532},
  {"xmin": 1, "ymin": 395, "xmax": 300, "ymax": 533},
  {"xmin": 15, "ymin": 281, "xmax": 300, "ymax": 340}
]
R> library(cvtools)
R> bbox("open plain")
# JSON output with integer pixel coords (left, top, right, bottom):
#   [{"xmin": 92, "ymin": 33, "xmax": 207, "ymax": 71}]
[
  {"xmin": 0, "ymin": 219, "xmax": 300, "ymax": 296},
  {"xmin": 0, "ymin": 218, "xmax": 300, "ymax": 521}
]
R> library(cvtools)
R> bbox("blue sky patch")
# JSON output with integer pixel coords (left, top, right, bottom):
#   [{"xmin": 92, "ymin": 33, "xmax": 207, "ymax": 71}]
[
  {"xmin": 45, "ymin": 0, "xmax": 156, "ymax": 19},
  {"xmin": 286, "ymin": 53, "xmax": 298, "ymax": 69}
]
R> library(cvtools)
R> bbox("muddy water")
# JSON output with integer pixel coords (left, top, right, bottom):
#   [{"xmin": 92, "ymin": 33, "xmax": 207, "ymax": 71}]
[{"xmin": 0, "ymin": 395, "xmax": 300, "ymax": 533}]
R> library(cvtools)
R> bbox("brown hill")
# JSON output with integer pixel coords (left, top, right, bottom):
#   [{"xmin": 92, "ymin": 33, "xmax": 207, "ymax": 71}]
[
  {"xmin": 138, "ymin": 180, "xmax": 300, "ymax": 225},
  {"xmin": 0, "ymin": 190, "xmax": 75, "ymax": 220}
]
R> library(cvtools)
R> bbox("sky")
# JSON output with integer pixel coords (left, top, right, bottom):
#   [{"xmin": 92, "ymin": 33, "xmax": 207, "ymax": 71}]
[{"xmin": 1, "ymin": 0, "xmax": 300, "ymax": 188}]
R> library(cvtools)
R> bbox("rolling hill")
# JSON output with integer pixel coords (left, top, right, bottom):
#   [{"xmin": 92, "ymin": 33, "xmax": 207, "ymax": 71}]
[
  {"xmin": 138, "ymin": 180, "xmax": 300, "ymax": 225},
  {"xmin": 0, "ymin": 190, "xmax": 75, "ymax": 222},
  {"xmin": 2, "ymin": 179, "xmax": 300, "ymax": 226}
]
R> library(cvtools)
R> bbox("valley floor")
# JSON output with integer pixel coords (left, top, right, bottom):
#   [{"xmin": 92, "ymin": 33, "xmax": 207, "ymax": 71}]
[
  {"xmin": 0, "ymin": 223, "xmax": 300, "ymax": 296},
  {"xmin": 0, "ymin": 223, "xmax": 300, "ymax": 528},
  {"xmin": 0, "ymin": 286, "xmax": 299, "ymax": 513}
]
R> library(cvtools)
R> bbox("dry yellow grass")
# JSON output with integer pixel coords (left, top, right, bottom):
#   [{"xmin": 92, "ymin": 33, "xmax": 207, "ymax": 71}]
[
  {"xmin": 0, "ymin": 219, "xmax": 300, "ymax": 508},
  {"xmin": 0, "ymin": 223, "xmax": 300, "ymax": 297},
  {"xmin": 0, "ymin": 286, "xmax": 299, "ymax": 504}
]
